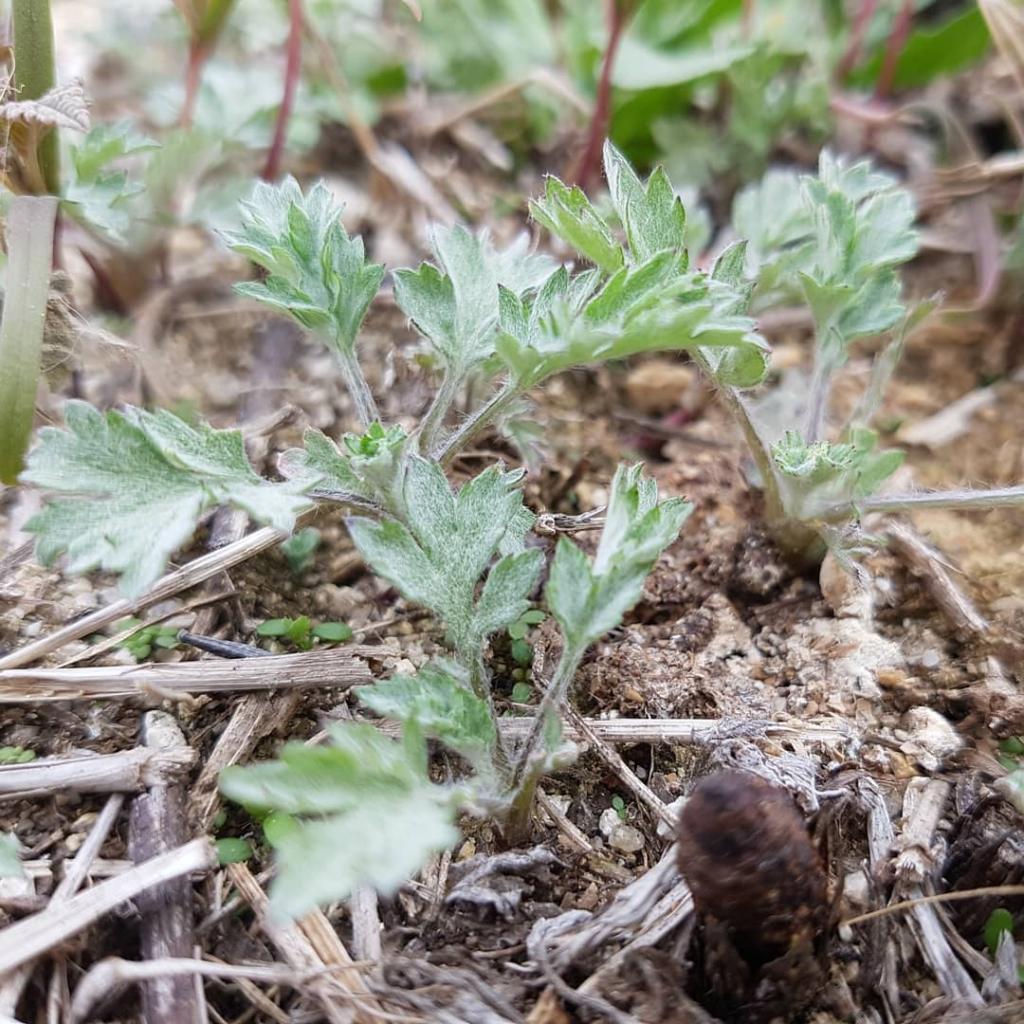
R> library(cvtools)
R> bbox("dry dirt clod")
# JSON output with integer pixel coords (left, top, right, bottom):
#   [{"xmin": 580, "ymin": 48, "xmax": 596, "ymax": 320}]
[{"xmin": 675, "ymin": 770, "xmax": 830, "ymax": 1021}]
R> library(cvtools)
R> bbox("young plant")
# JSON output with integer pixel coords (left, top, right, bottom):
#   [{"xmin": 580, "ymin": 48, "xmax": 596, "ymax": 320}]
[
  {"xmin": 221, "ymin": 465, "xmax": 689, "ymax": 916},
  {"xmin": 114, "ymin": 617, "xmax": 181, "ymax": 661},
  {"xmin": 255, "ymin": 616, "xmax": 352, "ymax": 650}
]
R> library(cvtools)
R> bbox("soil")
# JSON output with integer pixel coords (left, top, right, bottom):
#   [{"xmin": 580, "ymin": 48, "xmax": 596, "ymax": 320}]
[{"xmin": 1, "ymin": 9, "xmax": 1024, "ymax": 1023}]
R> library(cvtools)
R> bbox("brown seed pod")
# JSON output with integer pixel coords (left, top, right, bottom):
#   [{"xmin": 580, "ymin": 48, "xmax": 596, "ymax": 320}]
[{"xmin": 676, "ymin": 770, "xmax": 829, "ymax": 966}]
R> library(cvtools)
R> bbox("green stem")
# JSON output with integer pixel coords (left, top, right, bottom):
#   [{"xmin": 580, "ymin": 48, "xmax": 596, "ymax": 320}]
[
  {"xmin": 0, "ymin": 196, "xmax": 58, "ymax": 484},
  {"xmin": 418, "ymin": 370, "xmax": 460, "ymax": 455},
  {"xmin": 332, "ymin": 344, "xmax": 379, "ymax": 429},
  {"xmin": 501, "ymin": 642, "xmax": 584, "ymax": 843},
  {"xmin": 433, "ymin": 378, "xmax": 519, "ymax": 466},
  {"xmin": 820, "ymin": 485, "xmax": 1024, "ymax": 522},
  {"xmin": 13, "ymin": 0, "xmax": 59, "ymax": 194}
]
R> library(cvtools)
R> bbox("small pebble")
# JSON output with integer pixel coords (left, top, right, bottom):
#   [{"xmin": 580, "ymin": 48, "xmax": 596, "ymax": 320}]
[{"xmin": 608, "ymin": 823, "xmax": 645, "ymax": 854}]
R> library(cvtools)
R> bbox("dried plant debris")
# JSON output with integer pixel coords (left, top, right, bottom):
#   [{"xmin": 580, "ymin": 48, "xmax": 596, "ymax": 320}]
[{"xmin": 676, "ymin": 770, "xmax": 830, "ymax": 1021}]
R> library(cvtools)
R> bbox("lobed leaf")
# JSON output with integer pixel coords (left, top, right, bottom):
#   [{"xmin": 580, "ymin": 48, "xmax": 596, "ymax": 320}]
[
  {"xmin": 222, "ymin": 177, "xmax": 384, "ymax": 354},
  {"xmin": 22, "ymin": 402, "xmax": 312, "ymax": 596},
  {"xmin": 546, "ymin": 464, "xmax": 691, "ymax": 651},
  {"xmin": 357, "ymin": 662, "xmax": 497, "ymax": 772},
  {"xmin": 220, "ymin": 722, "xmax": 459, "ymax": 918}
]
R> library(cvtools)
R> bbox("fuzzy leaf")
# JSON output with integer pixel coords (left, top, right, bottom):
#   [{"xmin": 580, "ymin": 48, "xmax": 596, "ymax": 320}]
[
  {"xmin": 271, "ymin": 790, "xmax": 457, "ymax": 918},
  {"xmin": 222, "ymin": 177, "xmax": 384, "ymax": 354},
  {"xmin": 497, "ymin": 261, "xmax": 767, "ymax": 389},
  {"xmin": 21, "ymin": 402, "xmax": 312, "ymax": 596},
  {"xmin": 219, "ymin": 722, "xmax": 458, "ymax": 918},
  {"xmin": 546, "ymin": 464, "xmax": 691, "ymax": 651},
  {"xmin": 357, "ymin": 662, "xmax": 497, "ymax": 772},
  {"xmin": 347, "ymin": 459, "xmax": 539, "ymax": 655},
  {"xmin": 603, "ymin": 141, "xmax": 686, "ymax": 263},
  {"xmin": 280, "ymin": 423, "xmax": 407, "ymax": 512},
  {"xmin": 62, "ymin": 122, "xmax": 158, "ymax": 242},
  {"xmin": 529, "ymin": 177, "xmax": 624, "ymax": 274},
  {"xmin": 393, "ymin": 226, "xmax": 553, "ymax": 375}
]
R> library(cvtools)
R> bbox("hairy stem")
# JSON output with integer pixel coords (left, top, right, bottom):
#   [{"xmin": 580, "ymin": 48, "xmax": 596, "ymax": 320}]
[
  {"xmin": 13, "ymin": 0, "xmax": 59, "ymax": 194},
  {"xmin": 0, "ymin": 196, "xmax": 59, "ymax": 484},
  {"xmin": 418, "ymin": 370, "xmax": 461, "ymax": 455},
  {"xmin": 261, "ymin": 0, "xmax": 303, "ymax": 182},
  {"xmin": 433, "ymin": 378, "xmax": 519, "ymax": 466},
  {"xmin": 332, "ymin": 344, "xmax": 380, "ymax": 429},
  {"xmin": 820, "ymin": 485, "xmax": 1024, "ymax": 523},
  {"xmin": 803, "ymin": 358, "xmax": 831, "ymax": 443}
]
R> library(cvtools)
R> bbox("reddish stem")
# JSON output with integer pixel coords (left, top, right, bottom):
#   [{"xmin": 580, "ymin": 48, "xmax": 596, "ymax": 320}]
[
  {"xmin": 835, "ymin": 0, "xmax": 878, "ymax": 80},
  {"xmin": 874, "ymin": 0, "xmax": 913, "ymax": 99},
  {"xmin": 741, "ymin": 0, "xmax": 756, "ymax": 37},
  {"xmin": 570, "ymin": 0, "xmax": 628, "ymax": 191},
  {"xmin": 179, "ymin": 40, "xmax": 209, "ymax": 128},
  {"xmin": 261, "ymin": 0, "xmax": 304, "ymax": 182}
]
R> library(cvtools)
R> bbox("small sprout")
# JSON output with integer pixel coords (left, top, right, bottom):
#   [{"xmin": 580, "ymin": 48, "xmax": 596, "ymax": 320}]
[
  {"xmin": 215, "ymin": 837, "xmax": 253, "ymax": 865},
  {"xmin": 985, "ymin": 907, "xmax": 1015, "ymax": 956},
  {"xmin": 510, "ymin": 639, "xmax": 533, "ymax": 667},
  {"xmin": 0, "ymin": 746, "xmax": 35, "ymax": 765},
  {"xmin": 279, "ymin": 527, "xmax": 321, "ymax": 575},
  {"xmin": 115, "ymin": 616, "xmax": 181, "ymax": 662},
  {"xmin": 262, "ymin": 810, "xmax": 299, "ymax": 848},
  {"xmin": 256, "ymin": 616, "xmax": 352, "ymax": 650},
  {"xmin": 510, "ymin": 681, "xmax": 533, "ymax": 704},
  {"xmin": 611, "ymin": 794, "xmax": 627, "ymax": 821},
  {"xmin": 311, "ymin": 621, "xmax": 353, "ymax": 643}
]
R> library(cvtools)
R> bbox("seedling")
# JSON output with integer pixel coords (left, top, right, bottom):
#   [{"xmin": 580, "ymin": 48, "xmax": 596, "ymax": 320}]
[
  {"xmin": 114, "ymin": 617, "xmax": 181, "ymax": 661},
  {"xmin": 215, "ymin": 837, "xmax": 253, "ymax": 864},
  {"xmin": 255, "ymin": 617, "xmax": 353, "ymax": 651},
  {"xmin": 279, "ymin": 526, "xmax": 321, "ymax": 575},
  {"xmin": 0, "ymin": 747, "xmax": 36, "ymax": 765},
  {"xmin": 611, "ymin": 794, "xmax": 628, "ymax": 822}
]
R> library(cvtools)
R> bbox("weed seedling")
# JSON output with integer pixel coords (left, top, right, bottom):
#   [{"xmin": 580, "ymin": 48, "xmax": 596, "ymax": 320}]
[
  {"xmin": 279, "ymin": 527, "xmax": 321, "ymax": 575},
  {"xmin": 114, "ymin": 618, "xmax": 181, "ymax": 662},
  {"xmin": 255, "ymin": 617, "xmax": 352, "ymax": 651}
]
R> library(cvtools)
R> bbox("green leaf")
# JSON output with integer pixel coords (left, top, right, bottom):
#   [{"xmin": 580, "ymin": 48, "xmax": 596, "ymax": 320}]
[
  {"xmin": 62, "ymin": 122, "xmax": 158, "ymax": 242},
  {"xmin": 394, "ymin": 226, "xmax": 553, "ymax": 376},
  {"xmin": 985, "ymin": 908, "xmax": 1015, "ymax": 957},
  {"xmin": 312, "ymin": 621, "xmax": 353, "ymax": 643},
  {"xmin": 0, "ymin": 833, "xmax": 24, "ymax": 878},
  {"xmin": 510, "ymin": 681, "xmax": 533, "ymax": 703},
  {"xmin": 603, "ymin": 141, "xmax": 686, "ymax": 263},
  {"xmin": 347, "ymin": 460, "xmax": 540, "ymax": 656},
  {"xmin": 0, "ymin": 746, "xmax": 35, "ymax": 764},
  {"xmin": 849, "ymin": 8, "xmax": 990, "ymax": 92},
  {"xmin": 510, "ymin": 639, "xmax": 533, "ymax": 667},
  {"xmin": 270, "ymin": 787, "xmax": 458, "ymax": 919},
  {"xmin": 547, "ymin": 464, "xmax": 691, "ymax": 651},
  {"xmin": 610, "ymin": 37, "xmax": 756, "ymax": 90},
  {"xmin": 215, "ymin": 837, "xmax": 253, "ymax": 864},
  {"xmin": 256, "ymin": 618, "xmax": 292, "ymax": 638},
  {"xmin": 529, "ymin": 177, "xmax": 624, "ymax": 274},
  {"xmin": 280, "ymin": 527, "xmax": 321, "ymax": 575},
  {"xmin": 21, "ymin": 403, "xmax": 312, "ymax": 597},
  {"xmin": 219, "ymin": 722, "xmax": 459, "ymax": 918},
  {"xmin": 222, "ymin": 177, "xmax": 384, "ymax": 355},
  {"xmin": 357, "ymin": 662, "xmax": 497, "ymax": 772},
  {"xmin": 497, "ymin": 260, "xmax": 767, "ymax": 389}
]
